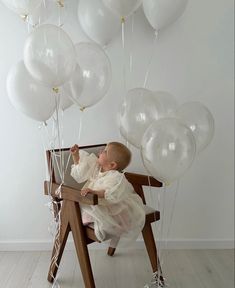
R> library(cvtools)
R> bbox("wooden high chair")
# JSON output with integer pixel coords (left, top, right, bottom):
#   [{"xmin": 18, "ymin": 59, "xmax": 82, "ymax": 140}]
[{"xmin": 44, "ymin": 144, "xmax": 163, "ymax": 288}]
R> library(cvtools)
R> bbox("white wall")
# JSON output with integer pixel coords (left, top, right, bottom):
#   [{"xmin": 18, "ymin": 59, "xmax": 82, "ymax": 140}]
[{"xmin": 0, "ymin": 0, "xmax": 234, "ymax": 250}]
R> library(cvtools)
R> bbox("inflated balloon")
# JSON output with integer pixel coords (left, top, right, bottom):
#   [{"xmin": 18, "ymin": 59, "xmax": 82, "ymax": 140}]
[
  {"xmin": 63, "ymin": 65, "xmax": 84, "ymax": 108},
  {"xmin": 143, "ymin": 0, "xmax": 188, "ymax": 31},
  {"xmin": 74, "ymin": 42, "xmax": 112, "ymax": 109},
  {"xmin": 153, "ymin": 90, "xmax": 178, "ymax": 117},
  {"xmin": 1, "ymin": 0, "xmax": 42, "ymax": 16},
  {"xmin": 102, "ymin": 0, "xmax": 142, "ymax": 18},
  {"xmin": 24, "ymin": 24, "xmax": 76, "ymax": 88},
  {"xmin": 119, "ymin": 88, "xmax": 164, "ymax": 148},
  {"xmin": 60, "ymin": 91, "xmax": 74, "ymax": 111},
  {"xmin": 78, "ymin": 0, "xmax": 121, "ymax": 46},
  {"xmin": 175, "ymin": 102, "xmax": 215, "ymax": 153},
  {"xmin": 26, "ymin": 1, "xmax": 53, "ymax": 27},
  {"xmin": 47, "ymin": 0, "xmax": 68, "ymax": 27},
  {"xmin": 7, "ymin": 60, "xmax": 56, "ymax": 122},
  {"xmin": 141, "ymin": 118, "xmax": 196, "ymax": 185}
]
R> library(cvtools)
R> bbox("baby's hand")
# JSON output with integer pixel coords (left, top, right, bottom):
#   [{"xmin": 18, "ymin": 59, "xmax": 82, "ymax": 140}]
[
  {"xmin": 81, "ymin": 188, "xmax": 93, "ymax": 197},
  {"xmin": 70, "ymin": 144, "xmax": 79, "ymax": 155}
]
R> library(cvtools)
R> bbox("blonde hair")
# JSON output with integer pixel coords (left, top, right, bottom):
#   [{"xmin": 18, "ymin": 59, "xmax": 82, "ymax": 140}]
[{"xmin": 107, "ymin": 142, "xmax": 131, "ymax": 171}]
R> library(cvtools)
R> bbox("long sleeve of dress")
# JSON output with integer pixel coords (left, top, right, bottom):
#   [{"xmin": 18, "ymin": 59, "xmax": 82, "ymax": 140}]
[
  {"xmin": 71, "ymin": 150, "xmax": 98, "ymax": 183},
  {"xmin": 103, "ymin": 172, "xmax": 134, "ymax": 203}
]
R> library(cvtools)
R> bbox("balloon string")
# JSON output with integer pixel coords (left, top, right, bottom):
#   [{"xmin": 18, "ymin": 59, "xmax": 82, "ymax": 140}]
[
  {"xmin": 78, "ymin": 110, "xmax": 83, "ymax": 142},
  {"xmin": 55, "ymin": 93, "xmax": 65, "ymax": 183},
  {"xmin": 158, "ymin": 184, "xmax": 166, "ymax": 272},
  {"xmin": 162, "ymin": 180, "xmax": 180, "ymax": 274},
  {"xmin": 121, "ymin": 19, "xmax": 127, "ymax": 94},
  {"xmin": 39, "ymin": 116, "xmax": 63, "ymax": 288},
  {"xmin": 129, "ymin": 13, "xmax": 135, "ymax": 86},
  {"xmin": 121, "ymin": 18, "xmax": 129, "ymax": 148},
  {"xmin": 143, "ymin": 31, "xmax": 158, "ymax": 89},
  {"xmin": 145, "ymin": 174, "xmax": 167, "ymax": 287}
]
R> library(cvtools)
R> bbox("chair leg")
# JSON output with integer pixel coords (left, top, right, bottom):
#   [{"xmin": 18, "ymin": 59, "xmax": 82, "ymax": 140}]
[
  {"xmin": 47, "ymin": 218, "xmax": 70, "ymax": 283},
  {"xmin": 142, "ymin": 223, "xmax": 161, "ymax": 273},
  {"xmin": 69, "ymin": 201, "xmax": 96, "ymax": 288}
]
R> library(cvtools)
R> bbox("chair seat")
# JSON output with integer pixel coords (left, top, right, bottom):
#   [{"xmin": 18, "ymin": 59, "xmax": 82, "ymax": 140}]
[{"xmin": 84, "ymin": 205, "xmax": 160, "ymax": 243}]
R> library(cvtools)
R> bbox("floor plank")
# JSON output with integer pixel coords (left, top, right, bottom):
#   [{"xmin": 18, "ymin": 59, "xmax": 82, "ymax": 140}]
[
  {"xmin": 0, "ymin": 249, "xmax": 233, "ymax": 288},
  {"xmin": 2, "ymin": 252, "xmax": 41, "ymax": 288}
]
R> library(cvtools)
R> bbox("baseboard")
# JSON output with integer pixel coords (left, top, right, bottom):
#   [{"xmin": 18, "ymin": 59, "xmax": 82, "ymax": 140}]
[{"xmin": 0, "ymin": 239, "xmax": 234, "ymax": 251}]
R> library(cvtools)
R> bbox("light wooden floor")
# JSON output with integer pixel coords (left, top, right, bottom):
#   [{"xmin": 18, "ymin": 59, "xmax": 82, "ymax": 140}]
[{"xmin": 0, "ymin": 249, "xmax": 234, "ymax": 288}]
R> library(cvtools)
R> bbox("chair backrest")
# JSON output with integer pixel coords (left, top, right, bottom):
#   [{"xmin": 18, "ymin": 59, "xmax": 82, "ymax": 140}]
[
  {"xmin": 46, "ymin": 144, "xmax": 106, "ymax": 190},
  {"xmin": 46, "ymin": 144, "xmax": 162, "ymax": 202}
]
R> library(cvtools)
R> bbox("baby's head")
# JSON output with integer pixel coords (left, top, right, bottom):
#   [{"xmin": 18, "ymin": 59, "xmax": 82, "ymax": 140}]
[{"xmin": 98, "ymin": 142, "xmax": 131, "ymax": 172}]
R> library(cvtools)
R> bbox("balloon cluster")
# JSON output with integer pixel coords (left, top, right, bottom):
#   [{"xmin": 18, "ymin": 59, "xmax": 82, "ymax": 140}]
[
  {"xmin": 3, "ymin": 0, "xmax": 215, "ymax": 185},
  {"xmin": 6, "ymin": 23, "xmax": 112, "ymax": 121},
  {"xmin": 78, "ymin": 0, "xmax": 190, "ymax": 46},
  {"xmin": 119, "ymin": 89, "xmax": 214, "ymax": 185}
]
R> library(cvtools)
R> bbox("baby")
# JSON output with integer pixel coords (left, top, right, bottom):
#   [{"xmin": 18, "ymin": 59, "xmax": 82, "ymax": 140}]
[{"xmin": 70, "ymin": 142, "xmax": 145, "ymax": 244}]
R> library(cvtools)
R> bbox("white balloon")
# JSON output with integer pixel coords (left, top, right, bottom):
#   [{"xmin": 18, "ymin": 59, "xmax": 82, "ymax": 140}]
[
  {"xmin": 26, "ymin": 1, "xmax": 53, "ymax": 27},
  {"xmin": 47, "ymin": 0, "xmax": 68, "ymax": 27},
  {"xmin": 153, "ymin": 90, "xmax": 178, "ymax": 117},
  {"xmin": 63, "ymin": 65, "xmax": 84, "ymax": 107},
  {"xmin": 119, "ymin": 88, "xmax": 164, "ymax": 148},
  {"xmin": 141, "ymin": 118, "xmax": 196, "ymax": 185},
  {"xmin": 74, "ymin": 42, "xmax": 112, "ymax": 109},
  {"xmin": 1, "ymin": 0, "xmax": 42, "ymax": 15},
  {"xmin": 143, "ymin": 0, "xmax": 188, "ymax": 31},
  {"xmin": 102, "ymin": 0, "xmax": 142, "ymax": 17},
  {"xmin": 78, "ymin": 0, "xmax": 121, "ymax": 46},
  {"xmin": 175, "ymin": 102, "xmax": 215, "ymax": 153},
  {"xmin": 24, "ymin": 24, "xmax": 76, "ymax": 87},
  {"xmin": 60, "ymin": 91, "xmax": 74, "ymax": 111},
  {"xmin": 7, "ymin": 60, "xmax": 56, "ymax": 122}
]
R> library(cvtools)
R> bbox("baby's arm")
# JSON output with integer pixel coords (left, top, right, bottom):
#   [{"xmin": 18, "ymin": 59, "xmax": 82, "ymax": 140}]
[
  {"xmin": 81, "ymin": 188, "xmax": 105, "ymax": 198},
  {"xmin": 70, "ymin": 144, "xmax": 80, "ymax": 165}
]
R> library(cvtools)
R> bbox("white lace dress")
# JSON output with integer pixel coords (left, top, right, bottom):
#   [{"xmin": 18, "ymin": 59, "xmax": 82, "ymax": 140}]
[{"xmin": 71, "ymin": 150, "xmax": 145, "ymax": 245}]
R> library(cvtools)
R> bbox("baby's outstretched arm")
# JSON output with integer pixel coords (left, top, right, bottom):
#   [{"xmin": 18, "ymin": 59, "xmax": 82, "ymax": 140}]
[{"xmin": 70, "ymin": 144, "xmax": 80, "ymax": 165}]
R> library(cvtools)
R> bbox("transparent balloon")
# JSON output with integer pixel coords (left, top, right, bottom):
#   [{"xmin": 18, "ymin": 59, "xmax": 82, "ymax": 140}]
[
  {"xmin": 74, "ymin": 42, "xmax": 112, "ymax": 109},
  {"xmin": 23, "ymin": 24, "xmax": 76, "ymax": 87},
  {"xmin": 141, "ymin": 118, "xmax": 196, "ymax": 185},
  {"xmin": 102, "ymin": 0, "xmax": 142, "ymax": 18},
  {"xmin": 26, "ymin": 1, "xmax": 53, "ymax": 27},
  {"xmin": 119, "ymin": 88, "xmax": 164, "ymax": 148},
  {"xmin": 63, "ymin": 65, "xmax": 84, "ymax": 108},
  {"xmin": 175, "ymin": 102, "xmax": 215, "ymax": 153},
  {"xmin": 78, "ymin": 0, "xmax": 121, "ymax": 46},
  {"xmin": 153, "ymin": 90, "xmax": 178, "ymax": 118},
  {"xmin": 47, "ymin": 0, "xmax": 68, "ymax": 27},
  {"xmin": 143, "ymin": 0, "xmax": 188, "ymax": 31},
  {"xmin": 60, "ymin": 90, "xmax": 74, "ymax": 111},
  {"xmin": 1, "ymin": 0, "xmax": 42, "ymax": 16},
  {"xmin": 7, "ymin": 60, "xmax": 56, "ymax": 122}
]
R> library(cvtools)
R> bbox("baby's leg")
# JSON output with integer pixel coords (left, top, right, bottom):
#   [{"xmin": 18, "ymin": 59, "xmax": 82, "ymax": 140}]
[{"xmin": 82, "ymin": 211, "xmax": 94, "ymax": 225}]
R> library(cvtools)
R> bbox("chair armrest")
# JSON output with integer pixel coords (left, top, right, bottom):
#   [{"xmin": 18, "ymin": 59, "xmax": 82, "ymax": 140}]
[
  {"xmin": 125, "ymin": 172, "xmax": 162, "ymax": 187},
  {"xmin": 44, "ymin": 181, "xmax": 98, "ymax": 205}
]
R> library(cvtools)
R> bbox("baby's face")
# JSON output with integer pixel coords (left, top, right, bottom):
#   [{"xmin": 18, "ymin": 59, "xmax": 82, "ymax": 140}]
[{"xmin": 97, "ymin": 145, "xmax": 115, "ymax": 170}]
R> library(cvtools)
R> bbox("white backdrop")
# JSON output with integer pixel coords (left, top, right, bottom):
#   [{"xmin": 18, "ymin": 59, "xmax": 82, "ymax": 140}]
[{"xmin": 0, "ymin": 0, "xmax": 234, "ymax": 250}]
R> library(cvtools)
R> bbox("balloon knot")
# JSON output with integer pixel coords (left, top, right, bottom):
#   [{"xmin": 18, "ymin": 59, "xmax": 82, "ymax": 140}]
[
  {"xmin": 121, "ymin": 16, "xmax": 125, "ymax": 24},
  {"xmin": 52, "ymin": 87, "xmax": 59, "ymax": 93},
  {"xmin": 80, "ymin": 107, "xmax": 85, "ymax": 112},
  {"xmin": 57, "ymin": 0, "xmax": 64, "ymax": 7},
  {"xmin": 20, "ymin": 14, "xmax": 28, "ymax": 21}
]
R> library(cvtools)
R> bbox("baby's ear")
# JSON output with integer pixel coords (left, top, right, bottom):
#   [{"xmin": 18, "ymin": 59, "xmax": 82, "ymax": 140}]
[{"xmin": 110, "ymin": 161, "xmax": 118, "ymax": 170}]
